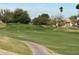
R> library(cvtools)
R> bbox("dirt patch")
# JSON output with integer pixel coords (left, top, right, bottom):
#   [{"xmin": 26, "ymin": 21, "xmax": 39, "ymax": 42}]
[
  {"xmin": 0, "ymin": 36, "xmax": 10, "ymax": 43},
  {"xmin": 0, "ymin": 49, "xmax": 18, "ymax": 55}
]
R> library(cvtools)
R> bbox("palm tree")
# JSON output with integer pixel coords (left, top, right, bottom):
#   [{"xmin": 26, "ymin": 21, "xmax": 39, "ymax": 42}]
[
  {"xmin": 59, "ymin": 6, "xmax": 63, "ymax": 13},
  {"xmin": 59, "ymin": 6, "xmax": 63, "ymax": 19},
  {"xmin": 56, "ymin": 6, "xmax": 64, "ymax": 27},
  {"xmin": 76, "ymin": 4, "xmax": 79, "ymax": 20}
]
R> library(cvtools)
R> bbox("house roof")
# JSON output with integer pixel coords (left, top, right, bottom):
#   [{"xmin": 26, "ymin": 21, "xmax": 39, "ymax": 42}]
[
  {"xmin": 65, "ymin": 19, "xmax": 71, "ymax": 22},
  {"xmin": 0, "ymin": 20, "xmax": 3, "ymax": 23}
]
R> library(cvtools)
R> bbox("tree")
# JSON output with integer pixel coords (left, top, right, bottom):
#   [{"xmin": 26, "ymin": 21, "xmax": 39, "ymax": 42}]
[
  {"xmin": 69, "ymin": 15, "xmax": 77, "ymax": 20},
  {"xmin": 75, "ymin": 4, "xmax": 79, "ymax": 27},
  {"xmin": 32, "ymin": 13, "xmax": 50, "ymax": 25},
  {"xmin": 54, "ymin": 6, "xmax": 64, "ymax": 27},
  {"xmin": 41, "ymin": 14, "xmax": 49, "ymax": 18},
  {"xmin": 59, "ymin": 7, "xmax": 63, "ymax": 13},
  {"xmin": 59, "ymin": 6, "xmax": 63, "ymax": 19},
  {"xmin": 13, "ymin": 8, "xmax": 31, "ymax": 24},
  {"xmin": 69, "ymin": 15, "xmax": 77, "ymax": 27},
  {"xmin": 47, "ymin": 17, "xmax": 57, "ymax": 27},
  {"xmin": 76, "ymin": 4, "xmax": 79, "ymax": 19},
  {"xmin": 0, "ymin": 8, "xmax": 31, "ymax": 24},
  {"xmin": 32, "ymin": 18, "xmax": 38, "ymax": 25},
  {"xmin": 0, "ymin": 9, "xmax": 14, "ymax": 23},
  {"xmin": 55, "ymin": 16, "xmax": 65, "ymax": 27}
]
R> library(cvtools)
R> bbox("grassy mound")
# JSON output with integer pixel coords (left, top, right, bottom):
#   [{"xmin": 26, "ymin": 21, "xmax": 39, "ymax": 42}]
[
  {"xmin": 0, "ymin": 23, "xmax": 79, "ymax": 54},
  {"xmin": 0, "ymin": 36, "xmax": 32, "ymax": 55},
  {"xmin": 0, "ymin": 23, "xmax": 6, "ymax": 28}
]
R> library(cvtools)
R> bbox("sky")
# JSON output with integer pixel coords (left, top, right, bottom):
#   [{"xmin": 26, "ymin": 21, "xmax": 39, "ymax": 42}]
[{"xmin": 0, "ymin": 3, "xmax": 77, "ymax": 19}]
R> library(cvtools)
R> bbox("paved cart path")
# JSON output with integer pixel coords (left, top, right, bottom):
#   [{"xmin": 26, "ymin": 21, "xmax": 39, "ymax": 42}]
[
  {"xmin": 24, "ymin": 41, "xmax": 58, "ymax": 55},
  {"xmin": 0, "ymin": 41, "xmax": 58, "ymax": 55}
]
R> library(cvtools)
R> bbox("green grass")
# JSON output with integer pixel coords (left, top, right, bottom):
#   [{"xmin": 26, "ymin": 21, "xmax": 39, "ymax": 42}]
[{"xmin": 0, "ymin": 23, "xmax": 79, "ymax": 54}]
